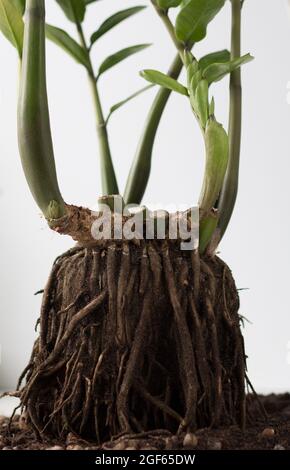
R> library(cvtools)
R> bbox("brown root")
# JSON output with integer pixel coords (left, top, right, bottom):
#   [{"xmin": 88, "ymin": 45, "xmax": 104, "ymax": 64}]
[{"xmin": 19, "ymin": 240, "xmax": 247, "ymax": 442}]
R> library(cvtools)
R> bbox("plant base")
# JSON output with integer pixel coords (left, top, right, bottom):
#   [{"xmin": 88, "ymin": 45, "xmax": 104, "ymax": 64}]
[{"xmin": 18, "ymin": 240, "xmax": 246, "ymax": 443}]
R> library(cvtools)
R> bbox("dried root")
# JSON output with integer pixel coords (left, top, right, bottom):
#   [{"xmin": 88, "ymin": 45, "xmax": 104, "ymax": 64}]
[{"xmin": 19, "ymin": 240, "xmax": 246, "ymax": 442}]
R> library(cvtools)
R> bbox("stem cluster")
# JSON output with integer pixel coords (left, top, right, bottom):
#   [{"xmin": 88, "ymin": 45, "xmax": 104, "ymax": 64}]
[{"xmin": 17, "ymin": 0, "xmax": 244, "ymax": 254}]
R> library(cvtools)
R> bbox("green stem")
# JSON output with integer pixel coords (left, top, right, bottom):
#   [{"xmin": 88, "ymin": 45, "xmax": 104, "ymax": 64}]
[
  {"xmin": 76, "ymin": 22, "xmax": 119, "ymax": 196},
  {"xmin": 217, "ymin": 0, "xmax": 242, "ymax": 239},
  {"xmin": 151, "ymin": 1, "xmax": 186, "ymax": 60},
  {"xmin": 124, "ymin": 54, "xmax": 183, "ymax": 205},
  {"xmin": 18, "ymin": 0, "xmax": 65, "ymax": 220}
]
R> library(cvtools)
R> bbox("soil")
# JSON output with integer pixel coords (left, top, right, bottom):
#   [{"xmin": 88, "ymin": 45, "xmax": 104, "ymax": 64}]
[{"xmin": 1, "ymin": 394, "xmax": 290, "ymax": 450}]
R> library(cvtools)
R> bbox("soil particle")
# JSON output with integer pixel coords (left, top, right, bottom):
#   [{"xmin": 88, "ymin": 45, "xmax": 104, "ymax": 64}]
[
  {"xmin": 261, "ymin": 427, "xmax": 275, "ymax": 438},
  {"xmin": 46, "ymin": 446, "xmax": 64, "ymax": 451},
  {"xmin": 113, "ymin": 441, "xmax": 126, "ymax": 450},
  {"xmin": 183, "ymin": 433, "xmax": 198, "ymax": 448},
  {"xmin": 273, "ymin": 444, "xmax": 285, "ymax": 450}
]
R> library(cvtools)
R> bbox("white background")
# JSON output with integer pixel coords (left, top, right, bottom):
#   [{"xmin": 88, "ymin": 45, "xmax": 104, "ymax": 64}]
[{"xmin": 1, "ymin": 0, "xmax": 290, "ymax": 393}]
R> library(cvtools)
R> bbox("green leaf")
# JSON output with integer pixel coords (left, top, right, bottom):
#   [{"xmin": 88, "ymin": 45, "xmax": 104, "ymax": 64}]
[
  {"xmin": 0, "ymin": 0, "xmax": 24, "ymax": 57},
  {"xmin": 98, "ymin": 44, "xmax": 151, "ymax": 76},
  {"xmin": 199, "ymin": 210, "xmax": 218, "ymax": 254},
  {"xmin": 190, "ymin": 69, "xmax": 202, "ymax": 94},
  {"xmin": 175, "ymin": 0, "xmax": 226, "ymax": 43},
  {"xmin": 90, "ymin": 6, "xmax": 146, "ymax": 46},
  {"xmin": 106, "ymin": 84, "xmax": 154, "ymax": 123},
  {"xmin": 199, "ymin": 118, "xmax": 229, "ymax": 215},
  {"xmin": 156, "ymin": 0, "xmax": 182, "ymax": 8},
  {"xmin": 46, "ymin": 24, "xmax": 90, "ymax": 69},
  {"xmin": 202, "ymin": 53, "xmax": 253, "ymax": 83},
  {"xmin": 209, "ymin": 96, "xmax": 215, "ymax": 116},
  {"xmin": 202, "ymin": 62, "xmax": 229, "ymax": 84},
  {"xmin": 195, "ymin": 79, "xmax": 209, "ymax": 128},
  {"xmin": 186, "ymin": 61, "xmax": 199, "ymax": 87},
  {"xmin": 226, "ymin": 53, "xmax": 254, "ymax": 69},
  {"xmin": 140, "ymin": 69, "xmax": 188, "ymax": 96},
  {"xmin": 56, "ymin": 0, "xmax": 86, "ymax": 23},
  {"xmin": 199, "ymin": 49, "xmax": 230, "ymax": 71},
  {"xmin": 11, "ymin": 0, "xmax": 25, "ymax": 15}
]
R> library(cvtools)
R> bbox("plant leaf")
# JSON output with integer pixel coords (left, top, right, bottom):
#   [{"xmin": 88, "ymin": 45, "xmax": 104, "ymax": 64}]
[
  {"xmin": 156, "ymin": 0, "xmax": 182, "ymax": 8},
  {"xmin": 56, "ymin": 0, "xmax": 86, "ymax": 23},
  {"xmin": 0, "ymin": 0, "xmax": 24, "ymax": 57},
  {"xmin": 199, "ymin": 49, "xmax": 230, "ymax": 71},
  {"xmin": 199, "ymin": 210, "xmax": 218, "ymax": 254},
  {"xmin": 199, "ymin": 118, "xmax": 229, "ymax": 215},
  {"xmin": 202, "ymin": 53, "xmax": 253, "ymax": 83},
  {"xmin": 90, "ymin": 6, "xmax": 146, "ymax": 46},
  {"xmin": 98, "ymin": 44, "xmax": 151, "ymax": 76},
  {"xmin": 140, "ymin": 69, "xmax": 188, "ymax": 96},
  {"xmin": 209, "ymin": 96, "xmax": 215, "ymax": 116},
  {"xmin": 11, "ymin": 0, "xmax": 25, "ymax": 15},
  {"xmin": 227, "ymin": 53, "xmax": 254, "ymax": 69},
  {"xmin": 202, "ymin": 62, "xmax": 229, "ymax": 84},
  {"xmin": 106, "ymin": 84, "xmax": 154, "ymax": 123},
  {"xmin": 195, "ymin": 79, "xmax": 209, "ymax": 128},
  {"xmin": 175, "ymin": 0, "xmax": 226, "ymax": 43},
  {"xmin": 190, "ymin": 69, "xmax": 202, "ymax": 94},
  {"xmin": 46, "ymin": 24, "xmax": 90, "ymax": 69}
]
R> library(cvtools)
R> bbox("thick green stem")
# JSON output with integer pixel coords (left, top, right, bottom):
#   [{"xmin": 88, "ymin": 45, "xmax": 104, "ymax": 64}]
[
  {"xmin": 18, "ymin": 0, "xmax": 65, "ymax": 219},
  {"xmin": 76, "ymin": 22, "xmax": 119, "ymax": 196},
  {"xmin": 124, "ymin": 54, "xmax": 183, "ymax": 205},
  {"xmin": 217, "ymin": 0, "xmax": 242, "ymax": 239},
  {"xmin": 124, "ymin": 3, "xmax": 188, "ymax": 205}
]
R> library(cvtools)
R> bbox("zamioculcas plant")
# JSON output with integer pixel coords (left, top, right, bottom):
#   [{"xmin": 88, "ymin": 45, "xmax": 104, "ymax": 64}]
[{"xmin": 0, "ymin": 0, "xmax": 254, "ymax": 442}]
